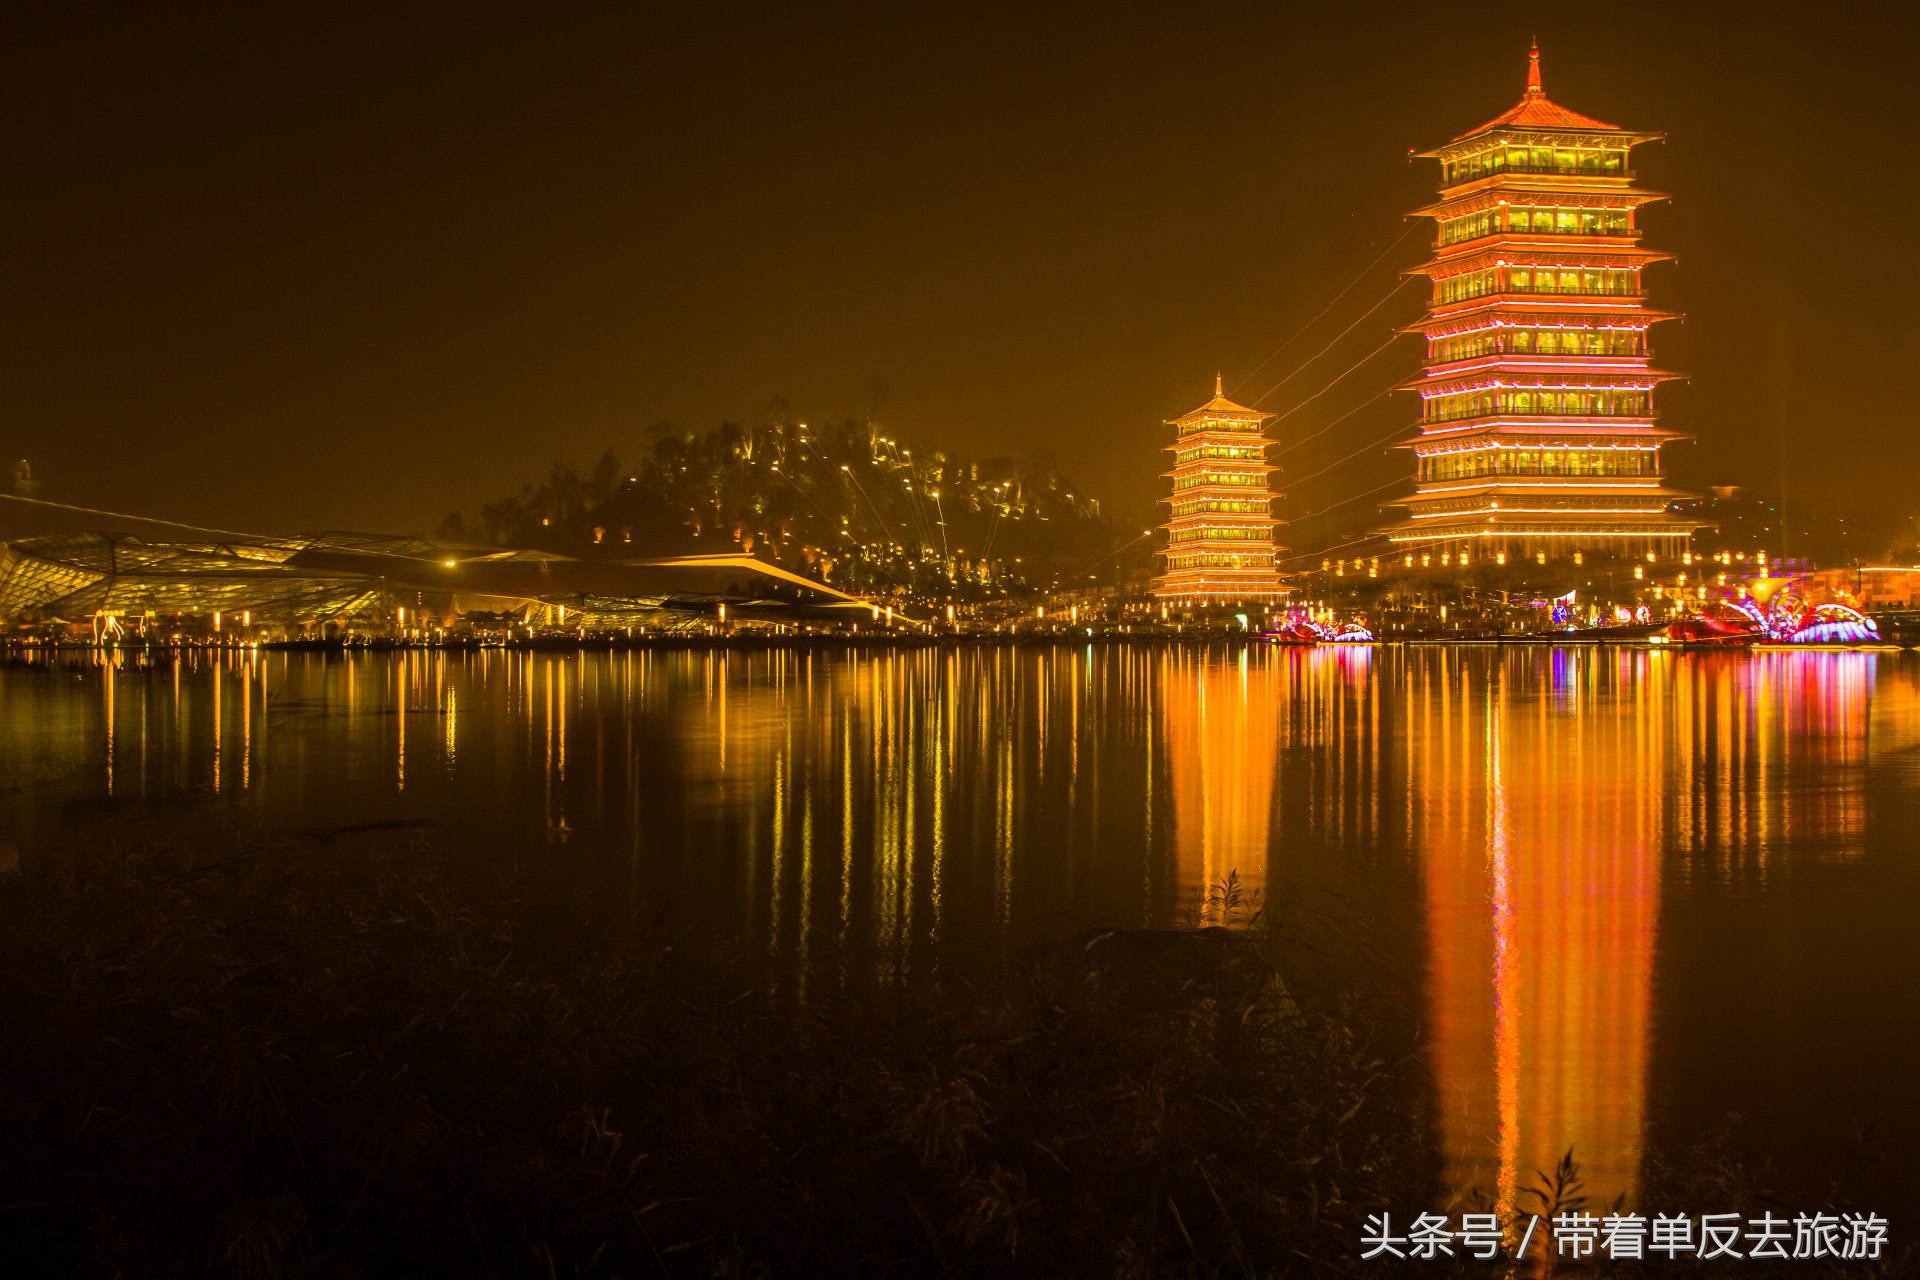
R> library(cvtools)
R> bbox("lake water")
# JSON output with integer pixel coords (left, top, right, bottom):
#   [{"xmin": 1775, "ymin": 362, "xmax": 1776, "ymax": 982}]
[{"xmin": 4, "ymin": 643, "xmax": 1916, "ymax": 1212}]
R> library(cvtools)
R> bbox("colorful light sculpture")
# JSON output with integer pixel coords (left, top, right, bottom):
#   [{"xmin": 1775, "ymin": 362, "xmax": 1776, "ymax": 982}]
[
  {"xmin": 1379, "ymin": 43, "xmax": 1710, "ymax": 560},
  {"xmin": 1730, "ymin": 592, "xmax": 1881, "ymax": 645},
  {"xmin": 1153, "ymin": 375, "xmax": 1288, "ymax": 602},
  {"xmin": 1264, "ymin": 613, "xmax": 1374, "ymax": 644},
  {"xmin": 1666, "ymin": 590, "xmax": 1882, "ymax": 646}
]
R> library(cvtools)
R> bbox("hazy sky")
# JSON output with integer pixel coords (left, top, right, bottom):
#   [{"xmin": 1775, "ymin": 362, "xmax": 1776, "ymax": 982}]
[{"xmin": 6, "ymin": 2, "xmax": 1916, "ymax": 541}]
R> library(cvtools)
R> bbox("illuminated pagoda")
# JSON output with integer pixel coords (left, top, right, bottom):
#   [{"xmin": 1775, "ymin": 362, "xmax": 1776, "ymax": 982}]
[
  {"xmin": 1379, "ymin": 43, "xmax": 1707, "ymax": 563},
  {"xmin": 1153, "ymin": 374, "xmax": 1287, "ymax": 602}
]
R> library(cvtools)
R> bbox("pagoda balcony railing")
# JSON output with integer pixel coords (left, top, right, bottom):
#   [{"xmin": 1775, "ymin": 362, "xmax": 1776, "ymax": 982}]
[
  {"xmin": 1434, "ymin": 289, "xmax": 1647, "ymax": 309},
  {"xmin": 1439, "ymin": 229, "xmax": 1638, "ymax": 249},
  {"xmin": 1422, "ymin": 406, "xmax": 1653, "ymax": 426},
  {"xmin": 1446, "ymin": 162, "xmax": 1634, "ymax": 183}
]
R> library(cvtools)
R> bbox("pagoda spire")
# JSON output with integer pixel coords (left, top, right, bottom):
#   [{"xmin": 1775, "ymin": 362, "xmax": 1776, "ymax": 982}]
[
  {"xmin": 1525, "ymin": 38, "xmax": 1543, "ymax": 95},
  {"xmin": 1214, "ymin": 370, "xmax": 1224, "ymax": 397}
]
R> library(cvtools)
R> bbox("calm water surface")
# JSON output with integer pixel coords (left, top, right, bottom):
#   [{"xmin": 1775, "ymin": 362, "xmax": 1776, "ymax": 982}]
[{"xmin": 5, "ymin": 643, "xmax": 1917, "ymax": 1210}]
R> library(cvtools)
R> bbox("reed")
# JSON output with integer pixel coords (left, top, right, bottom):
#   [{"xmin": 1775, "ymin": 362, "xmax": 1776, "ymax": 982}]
[{"xmin": 0, "ymin": 841, "xmax": 1429, "ymax": 1277}]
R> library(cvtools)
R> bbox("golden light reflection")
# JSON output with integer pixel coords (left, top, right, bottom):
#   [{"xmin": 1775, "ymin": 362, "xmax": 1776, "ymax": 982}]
[
  {"xmin": 1157, "ymin": 648, "xmax": 1278, "ymax": 910},
  {"xmin": 1417, "ymin": 649, "xmax": 1661, "ymax": 1209},
  {"xmin": 240, "ymin": 653, "xmax": 252, "ymax": 791},
  {"xmin": 395, "ymin": 651, "xmax": 407, "ymax": 793},
  {"xmin": 11, "ymin": 643, "xmax": 1909, "ymax": 1214},
  {"xmin": 102, "ymin": 657, "xmax": 115, "ymax": 796},
  {"xmin": 211, "ymin": 653, "xmax": 223, "ymax": 794},
  {"xmin": 1412, "ymin": 648, "xmax": 1896, "ymax": 1210}
]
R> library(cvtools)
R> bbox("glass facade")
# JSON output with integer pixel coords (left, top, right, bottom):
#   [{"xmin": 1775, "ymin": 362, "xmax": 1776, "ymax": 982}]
[
  {"xmin": 1429, "ymin": 327, "xmax": 1645, "ymax": 363},
  {"xmin": 1416, "ymin": 448, "xmax": 1658, "ymax": 483},
  {"xmin": 1440, "ymin": 141, "xmax": 1630, "ymax": 186},
  {"xmin": 1423, "ymin": 388, "xmax": 1651, "ymax": 424},
  {"xmin": 1439, "ymin": 205, "xmax": 1630, "ymax": 246},
  {"xmin": 1437, "ymin": 266, "xmax": 1640, "ymax": 304}
]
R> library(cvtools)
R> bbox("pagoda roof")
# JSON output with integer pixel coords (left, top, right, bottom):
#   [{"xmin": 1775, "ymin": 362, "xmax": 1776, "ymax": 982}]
[
  {"xmin": 1412, "ymin": 188, "xmax": 1667, "ymax": 218},
  {"xmin": 1408, "ymin": 304, "xmax": 1678, "ymax": 336},
  {"xmin": 1160, "ymin": 464, "xmax": 1278, "ymax": 476},
  {"xmin": 1422, "ymin": 44, "xmax": 1655, "ymax": 154},
  {"xmin": 1376, "ymin": 509, "xmax": 1712, "ymax": 532},
  {"xmin": 1418, "ymin": 295, "xmax": 1665, "ymax": 326},
  {"xmin": 1458, "ymin": 43, "xmax": 1619, "ymax": 138},
  {"xmin": 1411, "ymin": 357, "xmax": 1677, "ymax": 383},
  {"xmin": 1411, "ymin": 244, "xmax": 1671, "ymax": 276},
  {"xmin": 1402, "ymin": 423, "xmax": 1691, "ymax": 449},
  {"xmin": 1398, "ymin": 481, "xmax": 1696, "ymax": 500},
  {"xmin": 1170, "ymin": 373, "xmax": 1272, "ymax": 425},
  {"xmin": 1406, "ymin": 365, "xmax": 1681, "ymax": 393}
]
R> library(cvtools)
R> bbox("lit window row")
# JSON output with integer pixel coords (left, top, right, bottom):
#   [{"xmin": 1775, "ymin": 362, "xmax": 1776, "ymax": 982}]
[
  {"xmin": 1438, "ymin": 206, "xmax": 1631, "ymax": 246},
  {"xmin": 1173, "ymin": 446, "xmax": 1266, "ymax": 462},
  {"xmin": 1165, "ymin": 553, "xmax": 1279, "ymax": 570},
  {"xmin": 1167, "ymin": 525, "xmax": 1273, "ymax": 543},
  {"xmin": 1170, "ymin": 500, "xmax": 1269, "ymax": 516},
  {"xmin": 1423, "ymin": 388, "xmax": 1651, "ymax": 423},
  {"xmin": 1436, "ymin": 266, "xmax": 1640, "ymax": 304},
  {"xmin": 1429, "ymin": 327, "xmax": 1645, "ymax": 362},
  {"xmin": 1416, "ymin": 449, "xmax": 1660, "ymax": 482},
  {"xmin": 1441, "ymin": 143, "xmax": 1630, "ymax": 186},
  {"xmin": 1171, "ymin": 473, "xmax": 1265, "ymax": 490}
]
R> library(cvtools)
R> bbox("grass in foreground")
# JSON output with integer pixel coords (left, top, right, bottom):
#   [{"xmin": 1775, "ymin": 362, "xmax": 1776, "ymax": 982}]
[{"xmin": 0, "ymin": 836, "xmax": 1425, "ymax": 1277}]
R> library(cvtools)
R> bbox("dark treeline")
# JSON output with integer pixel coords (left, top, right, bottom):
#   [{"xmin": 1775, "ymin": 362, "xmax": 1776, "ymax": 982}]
[{"xmin": 438, "ymin": 412, "xmax": 1120, "ymax": 599}]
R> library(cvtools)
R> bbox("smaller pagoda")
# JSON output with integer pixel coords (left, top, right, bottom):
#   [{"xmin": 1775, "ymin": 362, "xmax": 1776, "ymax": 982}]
[{"xmin": 1153, "ymin": 375, "xmax": 1288, "ymax": 603}]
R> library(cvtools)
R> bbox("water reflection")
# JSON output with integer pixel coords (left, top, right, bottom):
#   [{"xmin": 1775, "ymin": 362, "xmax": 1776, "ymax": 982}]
[
  {"xmin": 1413, "ymin": 649, "xmax": 1663, "ymax": 1210},
  {"xmin": 0, "ymin": 643, "xmax": 1915, "ymax": 1204},
  {"xmin": 1159, "ymin": 647, "xmax": 1278, "ymax": 909}
]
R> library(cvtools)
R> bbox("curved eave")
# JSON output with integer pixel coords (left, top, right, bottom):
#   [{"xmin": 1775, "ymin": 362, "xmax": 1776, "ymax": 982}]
[
  {"xmin": 1164, "ymin": 512, "xmax": 1282, "ymax": 524},
  {"xmin": 1409, "ymin": 247, "xmax": 1672, "ymax": 277},
  {"xmin": 1167, "ymin": 413, "xmax": 1271, "ymax": 430},
  {"xmin": 1413, "ymin": 188, "xmax": 1671, "ymax": 218},
  {"xmin": 1160, "ymin": 489, "xmax": 1277, "ymax": 503},
  {"xmin": 1415, "ymin": 126, "xmax": 1665, "ymax": 161},
  {"xmin": 1418, "ymin": 295, "xmax": 1665, "ymax": 326},
  {"xmin": 1400, "ymin": 418, "xmax": 1692, "ymax": 444},
  {"xmin": 1404, "ymin": 363, "xmax": 1682, "ymax": 391},
  {"xmin": 1400, "ymin": 481, "xmax": 1696, "ymax": 500},
  {"xmin": 1376, "ymin": 508, "xmax": 1709, "ymax": 529},
  {"xmin": 1407, "ymin": 304, "xmax": 1679, "ymax": 336},
  {"xmin": 1423, "ymin": 237, "xmax": 1671, "ymax": 268},
  {"xmin": 1163, "ymin": 435, "xmax": 1272, "ymax": 451}
]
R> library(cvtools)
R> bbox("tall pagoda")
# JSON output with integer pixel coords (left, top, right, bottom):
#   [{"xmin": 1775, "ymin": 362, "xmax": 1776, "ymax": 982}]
[
  {"xmin": 1378, "ymin": 43, "xmax": 1707, "ymax": 562},
  {"xmin": 1153, "ymin": 375, "xmax": 1287, "ymax": 602}
]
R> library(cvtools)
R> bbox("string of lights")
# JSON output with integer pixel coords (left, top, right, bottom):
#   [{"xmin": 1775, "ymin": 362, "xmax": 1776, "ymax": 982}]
[
  {"xmin": 1280, "ymin": 416, "xmax": 1414, "ymax": 490},
  {"xmin": 1270, "ymin": 327, "xmax": 1409, "ymax": 424},
  {"xmin": 1228, "ymin": 220, "xmax": 1421, "ymax": 398},
  {"xmin": 1248, "ymin": 275, "xmax": 1419, "ymax": 409},
  {"xmin": 767, "ymin": 468, "xmax": 915, "ymax": 594},
  {"xmin": 1271, "ymin": 383, "xmax": 1400, "ymax": 459},
  {"xmin": 1, "ymin": 492, "xmax": 289, "ymax": 546},
  {"xmin": 1277, "ymin": 528, "xmax": 1450, "ymax": 566},
  {"xmin": 1281, "ymin": 476, "xmax": 1406, "ymax": 526}
]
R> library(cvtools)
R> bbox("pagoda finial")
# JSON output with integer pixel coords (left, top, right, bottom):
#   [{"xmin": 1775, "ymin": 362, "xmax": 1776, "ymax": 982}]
[
  {"xmin": 1214, "ymin": 370, "xmax": 1224, "ymax": 397},
  {"xmin": 1526, "ymin": 38, "xmax": 1543, "ymax": 95}
]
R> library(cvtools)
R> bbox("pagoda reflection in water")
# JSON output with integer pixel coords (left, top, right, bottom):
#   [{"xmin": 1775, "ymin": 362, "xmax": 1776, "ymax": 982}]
[{"xmin": 1, "ymin": 645, "xmax": 1908, "ymax": 1209}]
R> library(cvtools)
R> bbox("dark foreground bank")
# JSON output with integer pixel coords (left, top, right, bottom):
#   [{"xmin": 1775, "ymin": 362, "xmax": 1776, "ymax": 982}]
[
  {"xmin": 0, "ymin": 832, "xmax": 1428, "ymax": 1277},
  {"xmin": 0, "ymin": 836, "xmax": 1907, "ymax": 1278}
]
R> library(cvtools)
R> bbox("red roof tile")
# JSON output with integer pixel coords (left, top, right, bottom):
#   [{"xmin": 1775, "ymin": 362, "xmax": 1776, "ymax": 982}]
[{"xmin": 1452, "ymin": 43, "xmax": 1621, "ymax": 141}]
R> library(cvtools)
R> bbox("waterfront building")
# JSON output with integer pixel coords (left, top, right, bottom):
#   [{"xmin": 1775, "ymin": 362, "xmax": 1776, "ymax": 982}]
[
  {"xmin": 0, "ymin": 532, "xmax": 871, "ymax": 637},
  {"xmin": 1153, "ymin": 375, "xmax": 1288, "ymax": 602},
  {"xmin": 1379, "ymin": 44, "xmax": 1708, "ymax": 562}
]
